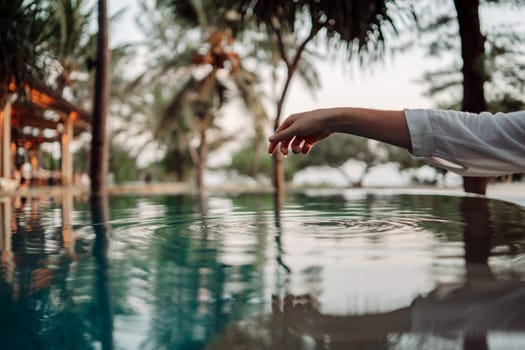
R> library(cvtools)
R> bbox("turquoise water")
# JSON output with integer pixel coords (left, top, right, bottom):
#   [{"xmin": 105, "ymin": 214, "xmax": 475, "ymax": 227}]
[{"xmin": 1, "ymin": 191, "xmax": 525, "ymax": 349}]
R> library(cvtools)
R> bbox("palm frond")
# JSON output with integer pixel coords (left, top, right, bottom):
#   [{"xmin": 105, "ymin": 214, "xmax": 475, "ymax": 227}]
[
  {"xmin": 156, "ymin": 76, "xmax": 197, "ymax": 138},
  {"xmin": 232, "ymin": 0, "xmax": 417, "ymax": 64},
  {"xmin": 0, "ymin": 0, "xmax": 54, "ymax": 98}
]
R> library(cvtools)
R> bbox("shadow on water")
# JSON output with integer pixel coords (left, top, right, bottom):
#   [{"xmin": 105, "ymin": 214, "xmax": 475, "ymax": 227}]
[{"xmin": 1, "ymin": 191, "xmax": 525, "ymax": 349}]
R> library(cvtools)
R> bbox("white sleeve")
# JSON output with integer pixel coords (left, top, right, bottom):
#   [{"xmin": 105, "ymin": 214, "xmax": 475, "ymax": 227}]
[{"xmin": 404, "ymin": 109, "xmax": 525, "ymax": 176}]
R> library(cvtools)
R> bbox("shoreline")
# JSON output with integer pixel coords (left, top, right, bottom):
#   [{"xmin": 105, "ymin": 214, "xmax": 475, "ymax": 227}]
[{"xmin": 1, "ymin": 181, "xmax": 524, "ymax": 206}]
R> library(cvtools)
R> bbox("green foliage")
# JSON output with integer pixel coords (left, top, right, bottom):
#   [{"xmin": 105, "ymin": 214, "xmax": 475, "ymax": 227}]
[
  {"xmin": 297, "ymin": 134, "xmax": 377, "ymax": 170},
  {"xmin": 228, "ymin": 144, "xmax": 297, "ymax": 181},
  {"xmin": 158, "ymin": 146, "xmax": 195, "ymax": 182},
  {"xmin": 72, "ymin": 138, "xmax": 141, "ymax": 183},
  {"xmin": 41, "ymin": 150, "xmax": 61, "ymax": 171},
  {"xmin": 162, "ymin": 0, "xmax": 242, "ymax": 32},
  {"xmin": 108, "ymin": 140, "xmax": 140, "ymax": 183},
  {"xmin": 73, "ymin": 142, "xmax": 89, "ymax": 173},
  {"xmin": 229, "ymin": 144, "xmax": 271, "ymax": 177},
  {"xmin": 0, "ymin": 0, "xmax": 54, "ymax": 103},
  {"xmin": 47, "ymin": 0, "xmax": 94, "ymax": 62},
  {"xmin": 45, "ymin": 0, "xmax": 96, "ymax": 98}
]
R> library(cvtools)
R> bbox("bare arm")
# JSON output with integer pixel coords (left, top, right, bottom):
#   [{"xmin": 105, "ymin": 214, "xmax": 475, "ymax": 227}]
[{"xmin": 268, "ymin": 108, "xmax": 412, "ymax": 155}]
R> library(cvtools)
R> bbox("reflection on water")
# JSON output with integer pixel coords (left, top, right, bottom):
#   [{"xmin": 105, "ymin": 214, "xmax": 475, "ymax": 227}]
[{"xmin": 1, "ymin": 191, "xmax": 525, "ymax": 349}]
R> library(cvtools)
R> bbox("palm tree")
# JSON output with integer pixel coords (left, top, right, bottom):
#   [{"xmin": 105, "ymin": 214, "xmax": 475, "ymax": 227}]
[
  {"xmin": 129, "ymin": 0, "xmax": 273, "ymax": 191},
  {"xmin": 232, "ymin": 0, "xmax": 416, "ymax": 199},
  {"xmin": 156, "ymin": 28, "xmax": 243, "ymax": 190}
]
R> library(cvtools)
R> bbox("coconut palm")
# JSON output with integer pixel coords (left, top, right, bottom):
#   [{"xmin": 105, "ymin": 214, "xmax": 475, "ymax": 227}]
[
  {"xmin": 0, "ymin": 0, "xmax": 53, "ymax": 108},
  {"xmin": 127, "ymin": 0, "xmax": 273, "ymax": 190},
  {"xmin": 157, "ymin": 27, "xmax": 244, "ymax": 190}
]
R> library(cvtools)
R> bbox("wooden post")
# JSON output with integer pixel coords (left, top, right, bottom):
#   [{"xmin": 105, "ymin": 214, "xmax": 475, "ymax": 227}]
[
  {"xmin": 61, "ymin": 113, "xmax": 73, "ymax": 185},
  {"xmin": 0, "ymin": 101, "xmax": 12, "ymax": 178}
]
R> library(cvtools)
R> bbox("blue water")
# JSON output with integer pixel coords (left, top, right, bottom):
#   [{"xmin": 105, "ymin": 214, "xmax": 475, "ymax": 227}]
[{"xmin": 1, "ymin": 190, "xmax": 525, "ymax": 349}]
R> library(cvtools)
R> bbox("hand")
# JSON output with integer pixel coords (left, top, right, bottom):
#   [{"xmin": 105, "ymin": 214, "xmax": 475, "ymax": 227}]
[{"xmin": 268, "ymin": 110, "xmax": 333, "ymax": 155}]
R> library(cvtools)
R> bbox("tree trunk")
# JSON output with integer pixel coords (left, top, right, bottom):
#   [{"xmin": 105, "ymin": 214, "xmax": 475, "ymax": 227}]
[
  {"xmin": 90, "ymin": 0, "xmax": 110, "ymax": 195},
  {"xmin": 197, "ymin": 125, "xmax": 207, "ymax": 192},
  {"xmin": 172, "ymin": 149, "xmax": 185, "ymax": 182},
  {"xmin": 454, "ymin": 0, "xmax": 489, "ymax": 195},
  {"xmin": 272, "ymin": 64, "xmax": 301, "ymax": 203},
  {"xmin": 272, "ymin": 73, "xmax": 291, "ymax": 199},
  {"xmin": 271, "ymin": 27, "xmax": 318, "ymax": 202},
  {"xmin": 251, "ymin": 140, "xmax": 261, "ymax": 179}
]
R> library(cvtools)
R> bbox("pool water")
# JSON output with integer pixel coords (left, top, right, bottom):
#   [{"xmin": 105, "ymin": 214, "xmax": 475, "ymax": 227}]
[{"xmin": 1, "ymin": 190, "xmax": 525, "ymax": 349}]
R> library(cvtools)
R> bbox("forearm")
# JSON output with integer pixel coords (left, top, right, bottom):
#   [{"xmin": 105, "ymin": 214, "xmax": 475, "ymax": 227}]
[{"xmin": 322, "ymin": 108, "xmax": 412, "ymax": 151}]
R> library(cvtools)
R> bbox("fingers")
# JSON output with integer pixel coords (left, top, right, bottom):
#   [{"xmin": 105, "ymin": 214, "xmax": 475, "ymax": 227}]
[
  {"xmin": 268, "ymin": 141, "xmax": 278, "ymax": 155},
  {"xmin": 268, "ymin": 120, "xmax": 294, "ymax": 155},
  {"xmin": 280, "ymin": 137, "xmax": 292, "ymax": 156},
  {"xmin": 291, "ymin": 138, "xmax": 315, "ymax": 154},
  {"xmin": 268, "ymin": 113, "xmax": 318, "ymax": 156},
  {"xmin": 268, "ymin": 117, "xmax": 296, "ymax": 145},
  {"xmin": 291, "ymin": 137, "xmax": 303, "ymax": 153},
  {"xmin": 301, "ymin": 140, "xmax": 313, "ymax": 154},
  {"xmin": 268, "ymin": 137, "xmax": 314, "ymax": 155},
  {"xmin": 268, "ymin": 137, "xmax": 295, "ymax": 155}
]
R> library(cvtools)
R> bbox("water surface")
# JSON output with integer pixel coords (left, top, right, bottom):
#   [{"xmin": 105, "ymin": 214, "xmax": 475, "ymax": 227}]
[{"xmin": 1, "ymin": 190, "xmax": 525, "ymax": 349}]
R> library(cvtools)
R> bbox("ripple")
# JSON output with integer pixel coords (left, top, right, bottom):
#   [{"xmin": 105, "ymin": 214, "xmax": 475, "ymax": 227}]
[{"xmin": 277, "ymin": 215, "xmax": 439, "ymax": 240}]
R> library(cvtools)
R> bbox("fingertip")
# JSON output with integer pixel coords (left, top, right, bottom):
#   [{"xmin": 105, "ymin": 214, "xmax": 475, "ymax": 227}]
[
  {"xmin": 280, "ymin": 138, "xmax": 291, "ymax": 156},
  {"xmin": 302, "ymin": 143, "xmax": 313, "ymax": 154}
]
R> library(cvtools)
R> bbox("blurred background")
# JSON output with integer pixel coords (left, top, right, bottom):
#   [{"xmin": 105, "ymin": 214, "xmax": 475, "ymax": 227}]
[{"xmin": 3, "ymin": 0, "xmax": 525, "ymax": 193}]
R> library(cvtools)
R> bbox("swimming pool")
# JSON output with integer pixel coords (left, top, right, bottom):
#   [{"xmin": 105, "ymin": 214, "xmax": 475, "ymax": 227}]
[{"xmin": 1, "ymin": 190, "xmax": 525, "ymax": 349}]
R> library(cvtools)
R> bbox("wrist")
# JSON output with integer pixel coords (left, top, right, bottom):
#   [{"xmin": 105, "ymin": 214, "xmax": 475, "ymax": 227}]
[{"xmin": 322, "ymin": 107, "xmax": 355, "ymax": 133}]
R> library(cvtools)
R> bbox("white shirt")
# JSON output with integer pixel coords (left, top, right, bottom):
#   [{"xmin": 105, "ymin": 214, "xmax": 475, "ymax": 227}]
[{"xmin": 404, "ymin": 109, "xmax": 525, "ymax": 176}]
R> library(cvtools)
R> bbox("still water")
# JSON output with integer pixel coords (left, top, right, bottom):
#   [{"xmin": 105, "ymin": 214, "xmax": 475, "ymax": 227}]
[{"xmin": 1, "ymin": 190, "xmax": 525, "ymax": 350}]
